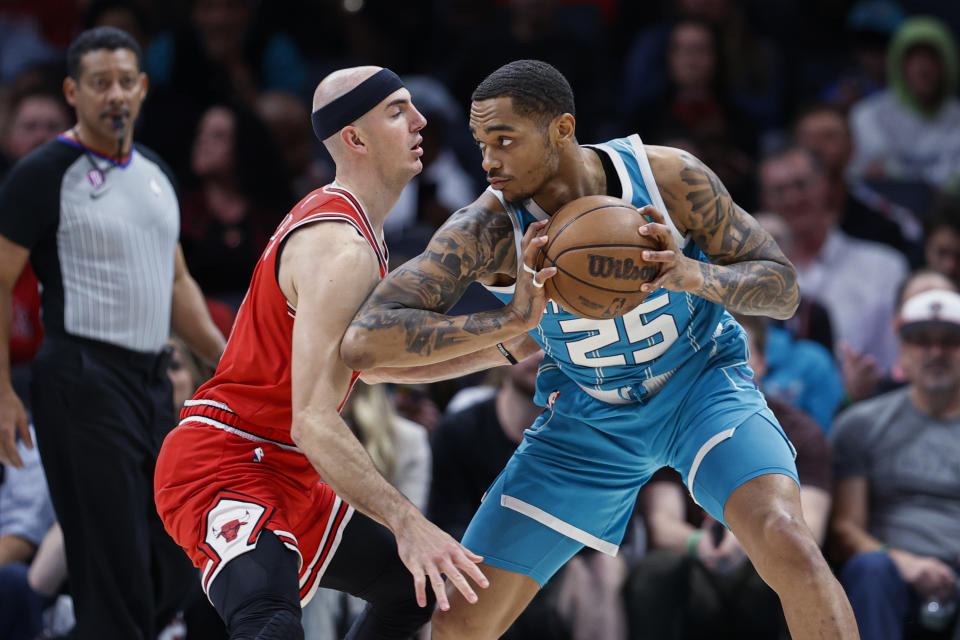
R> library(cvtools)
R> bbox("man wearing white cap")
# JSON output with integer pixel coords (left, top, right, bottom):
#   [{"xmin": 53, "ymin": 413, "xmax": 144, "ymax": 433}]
[{"xmin": 829, "ymin": 288, "xmax": 960, "ymax": 640}]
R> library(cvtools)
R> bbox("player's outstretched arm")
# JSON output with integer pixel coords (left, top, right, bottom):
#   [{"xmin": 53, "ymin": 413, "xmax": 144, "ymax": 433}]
[
  {"xmin": 342, "ymin": 199, "xmax": 554, "ymax": 370},
  {"xmin": 640, "ymin": 147, "xmax": 799, "ymax": 320},
  {"xmin": 359, "ymin": 333, "xmax": 541, "ymax": 384},
  {"xmin": 283, "ymin": 223, "xmax": 487, "ymax": 610}
]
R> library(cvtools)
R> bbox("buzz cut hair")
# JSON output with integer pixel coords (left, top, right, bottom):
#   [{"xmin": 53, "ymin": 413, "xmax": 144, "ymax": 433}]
[
  {"xmin": 471, "ymin": 60, "xmax": 575, "ymax": 127},
  {"xmin": 66, "ymin": 26, "xmax": 142, "ymax": 80}
]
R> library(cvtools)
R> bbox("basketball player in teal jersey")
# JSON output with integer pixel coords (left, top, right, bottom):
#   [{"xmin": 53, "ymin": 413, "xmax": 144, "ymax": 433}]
[{"xmin": 342, "ymin": 60, "xmax": 859, "ymax": 639}]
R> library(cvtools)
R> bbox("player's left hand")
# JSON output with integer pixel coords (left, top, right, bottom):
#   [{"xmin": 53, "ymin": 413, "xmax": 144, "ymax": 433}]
[{"xmin": 636, "ymin": 205, "xmax": 704, "ymax": 294}]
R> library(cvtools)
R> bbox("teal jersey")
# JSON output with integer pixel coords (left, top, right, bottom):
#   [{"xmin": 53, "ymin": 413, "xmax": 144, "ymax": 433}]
[{"xmin": 486, "ymin": 135, "xmax": 729, "ymax": 404}]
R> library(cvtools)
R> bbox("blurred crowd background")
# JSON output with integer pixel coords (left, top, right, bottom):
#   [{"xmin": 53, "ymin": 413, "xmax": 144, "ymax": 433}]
[{"xmin": 3, "ymin": 0, "xmax": 960, "ymax": 639}]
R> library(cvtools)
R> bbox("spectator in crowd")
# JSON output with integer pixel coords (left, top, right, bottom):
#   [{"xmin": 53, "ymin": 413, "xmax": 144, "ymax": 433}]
[
  {"xmin": 146, "ymin": 0, "xmax": 306, "ymax": 107},
  {"xmin": 845, "ymin": 268, "xmax": 959, "ymax": 404},
  {"xmin": 81, "ymin": 0, "xmax": 151, "ymax": 52},
  {"xmin": 0, "ymin": 427, "xmax": 54, "ymax": 572},
  {"xmin": 626, "ymin": 316, "xmax": 833, "ymax": 640},
  {"xmin": 619, "ymin": 0, "xmax": 784, "ymax": 133},
  {"xmin": 830, "ymin": 287, "xmax": 960, "ymax": 640},
  {"xmin": 793, "ymin": 102, "xmax": 923, "ymax": 266},
  {"xmin": 0, "ymin": 87, "xmax": 68, "ymax": 414},
  {"xmin": 430, "ymin": 349, "xmax": 628, "ymax": 640},
  {"xmin": 255, "ymin": 90, "xmax": 332, "ymax": 196},
  {"xmin": 0, "ymin": 519, "xmax": 67, "ymax": 640},
  {"xmin": 740, "ymin": 311, "xmax": 842, "ymax": 432},
  {"xmin": 629, "ymin": 19, "xmax": 757, "ymax": 209},
  {"xmin": 0, "ymin": 27, "xmax": 226, "ymax": 639},
  {"xmin": 138, "ymin": 0, "xmax": 307, "ymax": 183},
  {"xmin": 760, "ymin": 146, "xmax": 908, "ymax": 375},
  {"xmin": 0, "ymin": 89, "xmax": 71, "ymax": 178},
  {"xmin": 754, "ymin": 211, "xmax": 836, "ymax": 353},
  {"xmin": 0, "ymin": 12, "xmax": 63, "ymax": 86},
  {"xmin": 924, "ymin": 192, "xmax": 960, "ymax": 289},
  {"xmin": 820, "ymin": 0, "xmax": 905, "ymax": 111},
  {"xmin": 180, "ymin": 101, "xmax": 292, "ymax": 303},
  {"xmin": 848, "ymin": 15, "xmax": 960, "ymax": 189},
  {"xmin": 349, "ymin": 381, "xmax": 432, "ymax": 515}
]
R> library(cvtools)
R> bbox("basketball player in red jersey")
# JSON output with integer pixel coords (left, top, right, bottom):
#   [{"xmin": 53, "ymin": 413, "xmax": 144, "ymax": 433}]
[{"xmin": 154, "ymin": 66, "xmax": 507, "ymax": 639}]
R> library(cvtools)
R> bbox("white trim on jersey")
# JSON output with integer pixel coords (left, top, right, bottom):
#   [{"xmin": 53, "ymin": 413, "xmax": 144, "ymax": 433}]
[
  {"xmin": 178, "ymin": 416, "xmax": 301, "ymax": 452},
  {"xmin": 285, "ymin": 213, "xmax": 366, "ymax": 244},
  {"xmin": 627, "ymin": 134, "xmax": 687, "ymax": 248},
  {"xmin": 298, "ymin": 496, "xmax": 355, "ymax": 606},
  {"xmin": 500, "ymin": 494, "xmax": 619, "ymax": 556},
  {"xmin": 587, "ymin": 142, "xmax": 634, "ymax": 203},
  {"xmin": 525, "ymin": 198, "xmax": 550, "ymax": 221},
  {"xmin": 183, "ymin": 398, "xmax": 234, "ymax": 413},
  {"xmin": 323, "ymin": 183, "xmax": 389, "ymax": 269}
]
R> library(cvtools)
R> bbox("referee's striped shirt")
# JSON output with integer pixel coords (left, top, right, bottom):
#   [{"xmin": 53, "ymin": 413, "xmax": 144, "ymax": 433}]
[{"xmin": 0, "ymin": 136, "xmax": 179, "ymax": 353}]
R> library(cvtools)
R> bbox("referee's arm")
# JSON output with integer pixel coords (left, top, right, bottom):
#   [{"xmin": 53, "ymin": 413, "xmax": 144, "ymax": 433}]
[
  {"xmin": 0, "ymin": 234, "xmax": 32, "ymax": 468},
  {"xmin": 170, "ymin": 243, "xmax": 225, "ymax": 367}
]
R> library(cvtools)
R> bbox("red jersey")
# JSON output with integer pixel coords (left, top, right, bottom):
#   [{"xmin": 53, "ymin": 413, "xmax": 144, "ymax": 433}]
[{"xmin": 181, "ymin": 184, "xmax": 388, "ymax": 448}]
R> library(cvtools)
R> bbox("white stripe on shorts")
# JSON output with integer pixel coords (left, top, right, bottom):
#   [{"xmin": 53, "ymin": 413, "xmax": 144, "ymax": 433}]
[{"xmin": 500, "ymin": 494, "xmax": 619, "ymax": 556}]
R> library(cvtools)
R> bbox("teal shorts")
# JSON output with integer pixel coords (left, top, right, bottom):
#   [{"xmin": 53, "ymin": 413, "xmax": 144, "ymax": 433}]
[{"xmin": 460, "ymin": 359, "xmax": 798, "ymax": 586}]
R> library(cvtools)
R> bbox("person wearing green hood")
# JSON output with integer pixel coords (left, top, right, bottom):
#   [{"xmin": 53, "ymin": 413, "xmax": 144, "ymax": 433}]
[{"xmin": 848, "ymin": 15, "xmax": 960, "ymax": 189}]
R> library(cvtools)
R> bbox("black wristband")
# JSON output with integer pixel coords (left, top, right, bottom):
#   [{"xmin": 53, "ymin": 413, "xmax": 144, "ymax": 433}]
[{"xmin": 496, "ymin": 342, "xmax": 518, "ymax": 365}]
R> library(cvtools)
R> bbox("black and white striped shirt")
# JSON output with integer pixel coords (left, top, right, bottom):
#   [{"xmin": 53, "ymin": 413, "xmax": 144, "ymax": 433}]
[{"xmin": 0, "ymin": 136, "xmax": 179, "ymax": 353}]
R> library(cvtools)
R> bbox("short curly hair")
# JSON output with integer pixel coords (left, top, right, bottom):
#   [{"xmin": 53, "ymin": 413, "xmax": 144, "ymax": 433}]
[{"xmin": 471, "ymin": 60, "xmax": 575, "ymax": 126}]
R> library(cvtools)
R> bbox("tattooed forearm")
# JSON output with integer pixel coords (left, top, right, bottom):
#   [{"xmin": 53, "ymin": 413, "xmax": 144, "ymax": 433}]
[
  {"xmin": 696, "ymin": 260, "xmax": 798, "ymax": 319},
  {"xmin": 349, "ymin": 302, "xmax": 510, "ymax": 357},
  {"xmin": 341, "ymin": 203, "xmax": 529, "ymax": 369},
  {"xmin": 669, "ymin": 151, "xmax": 799, "ymax": 318}
]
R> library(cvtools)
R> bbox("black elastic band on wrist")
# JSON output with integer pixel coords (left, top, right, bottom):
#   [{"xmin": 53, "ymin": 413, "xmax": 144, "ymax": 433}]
[
  {"xmin": 311, "ymin": 68, "xmax": 405, "ymax": 142},
  {"xmin": 497, "ymin": 342, "xmax": 518, "ymax": 365}
]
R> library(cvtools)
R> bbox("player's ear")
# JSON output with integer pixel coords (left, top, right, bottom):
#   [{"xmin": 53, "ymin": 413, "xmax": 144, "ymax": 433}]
[
  {"xmin": 340, "ymin": 125, "xmax": 366, "ymax": 153},
  {"xmin": 553, "ymin": 113, "xmax": 576, "ymax": 147}
]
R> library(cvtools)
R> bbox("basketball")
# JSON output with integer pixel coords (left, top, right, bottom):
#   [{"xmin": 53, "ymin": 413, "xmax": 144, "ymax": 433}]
[{"xmin": 534, "ymin": 195, "xmax": 661, "ymax": 319}]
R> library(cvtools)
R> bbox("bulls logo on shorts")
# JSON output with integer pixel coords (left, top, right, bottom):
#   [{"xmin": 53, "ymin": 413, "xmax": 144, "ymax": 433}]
[
  {"xmin": 214, "ymin": 512, "xmax": 250, "ymax": 542},
  {"xmin": 199, "ymin": 497, "xmax": 274, "ymax": 594},
  {"xmin": 206, "ymin": 501, "xmax": 266, "ymax": 553}
]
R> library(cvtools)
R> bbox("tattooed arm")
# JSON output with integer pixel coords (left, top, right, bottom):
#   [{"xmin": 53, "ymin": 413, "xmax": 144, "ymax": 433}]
[
  {"xmin": 359, "ymin": 334, "xmax": 541, "ymax": 385},
  {"xmin": 638, "ymin": 147, "xmax": 799, "ymax": 319},
  {"xmin": 341, "ymin": 194, "xmax": 554, "ymax": 370}
]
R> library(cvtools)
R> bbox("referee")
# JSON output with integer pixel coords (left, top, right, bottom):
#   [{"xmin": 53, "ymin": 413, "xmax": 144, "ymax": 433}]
[{"xmin": 0, "ymin": 27, "xmax": 225, "ymax": 638}]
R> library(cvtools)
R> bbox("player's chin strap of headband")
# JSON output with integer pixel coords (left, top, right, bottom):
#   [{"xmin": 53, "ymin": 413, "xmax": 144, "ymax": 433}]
[{"xmin": 311, "ymin": 69, "xmax": 405, "ymax": 142}]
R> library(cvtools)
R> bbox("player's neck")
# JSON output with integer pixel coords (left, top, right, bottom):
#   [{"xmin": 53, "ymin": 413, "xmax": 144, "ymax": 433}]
[
  {"xmin": 331, "ymin": 173, "xmax": 398, "ymax": 234},
  {"xmin": 532, "ymin": 144, "xmax": 606, "ymax": 214}
]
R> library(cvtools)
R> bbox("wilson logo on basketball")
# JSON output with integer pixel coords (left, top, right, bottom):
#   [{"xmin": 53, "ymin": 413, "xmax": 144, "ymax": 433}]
[{"xmin": 588, "ymin": 255, "xmax": 654, "ymax": 281}]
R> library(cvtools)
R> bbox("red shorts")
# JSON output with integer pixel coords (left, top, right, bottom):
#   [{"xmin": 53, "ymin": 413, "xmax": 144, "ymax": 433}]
[{"xmin": 154, "ymin": 421, "xmax": 353, "ymax": 605}]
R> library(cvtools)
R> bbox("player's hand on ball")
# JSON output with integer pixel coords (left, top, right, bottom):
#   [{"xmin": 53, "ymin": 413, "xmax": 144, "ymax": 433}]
[
  {"xmin": 509, "ymin": 220, "xmax": 556, "ymax": 330},
  {"xmin": 637, "ymin": 205, "xmax": 703, "ymax": 294}
]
